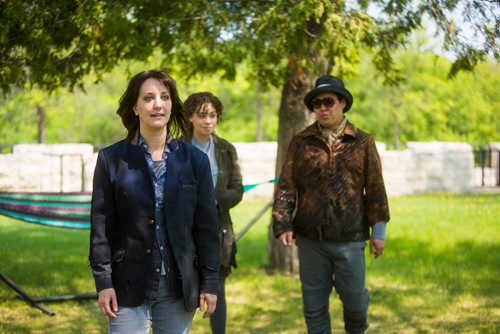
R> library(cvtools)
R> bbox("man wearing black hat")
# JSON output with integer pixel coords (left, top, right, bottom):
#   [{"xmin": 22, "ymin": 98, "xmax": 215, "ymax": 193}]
[{"xmin": 272, "ymin": 75, "xmax": 390, "ymax": 334}]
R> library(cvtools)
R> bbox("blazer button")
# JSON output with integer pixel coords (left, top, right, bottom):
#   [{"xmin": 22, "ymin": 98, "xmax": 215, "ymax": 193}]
[
  {"xmin": 145, "ymin": 249, "xmax": 152, "ymax": 255},
  {"xmin": 148, "ymin": 219, "xmax": 155, "ymax": 225}
]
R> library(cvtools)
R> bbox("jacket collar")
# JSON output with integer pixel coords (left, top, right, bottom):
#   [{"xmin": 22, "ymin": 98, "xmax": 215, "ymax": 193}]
[
  {"xmin": 129, "ymin": 130, "xmax": 180, "ymax": 152},
  {"xmin": 299, "ymin": 120, "xmax": 358, "ymax": 140},
  {"xmin": 182, "ymin": 132, "xmax": 221, "ymax": 145}
]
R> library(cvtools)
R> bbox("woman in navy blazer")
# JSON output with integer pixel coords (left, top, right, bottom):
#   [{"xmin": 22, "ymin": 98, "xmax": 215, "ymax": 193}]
[{"xmin": 89, "ymin": 70, "xmax": 220, "ymax": 334}]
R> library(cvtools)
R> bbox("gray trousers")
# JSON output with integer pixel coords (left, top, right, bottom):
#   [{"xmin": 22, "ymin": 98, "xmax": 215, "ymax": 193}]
[
  {"xmin": 296, "ymin": 236, "xmax": 370, "ymax": 334},
  {"xmin": 108, "ymin": 276, "xmax": 195, "ymax": 334}
]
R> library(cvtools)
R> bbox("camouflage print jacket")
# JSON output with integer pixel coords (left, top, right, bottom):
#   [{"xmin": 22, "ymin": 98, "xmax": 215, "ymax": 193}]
[{"xmin": 272, "ymin": 121, "xmax": 390, "ymax": 241}]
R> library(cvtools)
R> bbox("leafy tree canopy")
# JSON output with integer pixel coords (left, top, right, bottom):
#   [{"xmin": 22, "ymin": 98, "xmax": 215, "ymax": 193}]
[
  {"xmin": 1, "ymin": 48, "xmax": 497, "ymax": 147},
  {"xmin": 0, "ymin": 0, "xmax": 498, "ymax": 93}
]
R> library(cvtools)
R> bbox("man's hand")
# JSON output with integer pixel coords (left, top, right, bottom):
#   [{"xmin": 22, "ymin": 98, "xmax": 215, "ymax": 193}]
[
  {"xmin": 98, "ymin": 288, "xmax": 118, "ymax": 319},
  {"xmin": 279, "ymin": 231, "xmax": 293, "ymax": 246},
  {"xmin": 199, "ymin": 292, "xmax": 217, "ymax": 318},
  {"xmin": 370, "ymin": 238, "xmax": 385, "ymax": 259}
]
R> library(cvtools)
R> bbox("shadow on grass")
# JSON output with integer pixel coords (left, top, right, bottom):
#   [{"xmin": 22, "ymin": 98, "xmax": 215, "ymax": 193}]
[
  {"xmin": 0, "ymin": 220, "xmax": 94, "ymax": 299},
  {"xmin": 0, "ymin": 221, "xmax": 105, "ymax": 333},
  {"xmin": 368, "ymin": 237, "xmax": 500, "ymax": 332},
  {"xmin": 0, "ymin": 299, "xmax": 106, "ymax": 334},
  {"xmin": 232, "ymin": 231, "xmax": 499, "ymax": 333},
  {"xmin": 3, "ymin": 209, "xmax": 499, "ymax": 333},
  {"xmin": 235, "ymin": 231, "xmax": 269, "ymax": 270},
  {"xmin": 224, "ymin": 226, "xmax": 307, "ymax": 333},
  {"xmin": 222, "ymin": 269, "xmax": 305, "ymax": 334}
]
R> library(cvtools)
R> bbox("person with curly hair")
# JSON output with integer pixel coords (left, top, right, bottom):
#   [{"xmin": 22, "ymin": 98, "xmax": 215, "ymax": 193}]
[{"xmin": 182, "ymin": 92, "xmax": 243, "ymax": 334}]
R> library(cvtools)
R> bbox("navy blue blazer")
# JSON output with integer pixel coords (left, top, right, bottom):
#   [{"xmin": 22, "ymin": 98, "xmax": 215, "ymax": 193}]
[{"xmin": 89, "ymin": 137, "xmax": 219, "ymax": 311}]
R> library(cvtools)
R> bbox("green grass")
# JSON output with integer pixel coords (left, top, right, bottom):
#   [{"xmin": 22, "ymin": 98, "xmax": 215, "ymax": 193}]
[{"xmin": 1, "ymin": 194, "xmax": 499, "ymax": 333}]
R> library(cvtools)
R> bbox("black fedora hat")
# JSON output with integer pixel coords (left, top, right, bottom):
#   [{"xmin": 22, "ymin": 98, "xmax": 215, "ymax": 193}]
[{"xmin": 304, "ymin": 75, "xmax": 353, "ymax": 112}]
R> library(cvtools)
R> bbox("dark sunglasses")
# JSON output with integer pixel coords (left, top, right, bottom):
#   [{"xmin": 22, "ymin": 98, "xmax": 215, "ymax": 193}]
[{"xmin": 312, "ymin": 96, "xmax": 337, "ymax": 109}]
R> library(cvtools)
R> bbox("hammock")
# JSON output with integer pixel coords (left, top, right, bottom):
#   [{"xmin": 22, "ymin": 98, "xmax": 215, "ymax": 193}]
[
  {"xmin": 0, "ymin": 178, "xmax": 277, "ymax": 230},
  {"xmin": 0, "ymin": 191, "xmax": 91, "ymax": 229},
  {"xmin": 0, "ymin": 191, "xmax": 93, "ymax": 315}
]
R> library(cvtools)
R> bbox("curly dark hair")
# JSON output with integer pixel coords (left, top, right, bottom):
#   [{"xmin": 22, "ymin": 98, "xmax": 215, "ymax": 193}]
[
  {"xmin": 116, "ymin": 70, "xmax": 187, "ymax": 141},
  {"xmin": 183, "ymin": 92, "xmax": 223, "ymax": 131}
]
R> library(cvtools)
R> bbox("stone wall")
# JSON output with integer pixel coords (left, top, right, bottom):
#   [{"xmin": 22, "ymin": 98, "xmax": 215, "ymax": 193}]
[
  {"xmin": 0, "ymin": 144, "xmax": 96, "ymax": 193},
  {"xmin": 380, "ymin": 142, "xmax": 474, "ymax": 196},
  {"xmin": 0, "ymin": 141, "xmax": 488, "ymax": 198}
]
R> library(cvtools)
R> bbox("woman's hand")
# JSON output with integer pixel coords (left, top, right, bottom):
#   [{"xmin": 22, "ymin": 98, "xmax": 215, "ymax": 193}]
[
  {"xmin": 98, "ymin": 288, "xmax": 118, "ymax": 319},
  {"xmin": 199, "ymin": 292, "xmax": 217, "ymax": 318}
]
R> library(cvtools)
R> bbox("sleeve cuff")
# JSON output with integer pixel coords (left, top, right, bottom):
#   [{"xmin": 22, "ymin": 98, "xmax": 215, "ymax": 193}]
[
  {"xmin": 94, "ymin": 276, "xmax": 114, "ymax": 292},
  {"xmin": 371, "ymin": 221, "xmax": 386, "ymax": 240},
  {"xmin": 199, "ymin": 268, "xmax": 220, "ymax": 294}
]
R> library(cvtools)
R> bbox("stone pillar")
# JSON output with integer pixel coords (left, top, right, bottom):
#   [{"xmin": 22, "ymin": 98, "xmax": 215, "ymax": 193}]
[{"xmin": 489, "ymin": 142, "xmax": 500, "ymax": 186}]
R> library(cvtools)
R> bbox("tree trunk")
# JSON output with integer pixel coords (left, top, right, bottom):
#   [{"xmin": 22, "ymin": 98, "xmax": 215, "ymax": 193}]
[
  {"xmin": 267, "ymin": 66, "xmax": 315, "ymax": 274},
  {"xmin": 255, "ymin": 80, "xmax": 263, "ymax": 141},
  {"xmin": 266, "ymin": 10, "xmax": 333, "ymax": 273},
  {"xmin": 37, "ymin": 104, "xmax": 46, "ymax": 144}
]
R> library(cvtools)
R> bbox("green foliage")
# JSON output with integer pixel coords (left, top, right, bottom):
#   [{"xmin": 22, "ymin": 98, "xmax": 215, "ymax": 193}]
[
  {"xmin": 0, "ymin": 1, "xmax": 498, "ymax": 146},
  {"xmin": 0, "ymin": 61, "xmax": 281, "ymax": 145},
  {"xmin": 0, "ymin": 90, "xmax": 38, "ymax": 143},
  {"xmin": 348, "ymin": 50, "xmax": 500, "ymax": 148},
  {"xmin": 0, "ymin": 80, "xmax": 124, "ymax": 145},
  {"xmin": 1, "ymin": 50, "xmax": 498, "ymax": 146},
  {"xmin": 1, "ymin": 194, "xmax": 499, "ymax": 332},
  {"xmin": 1, "ymin": 1, "xmax": 497, "ymax": 94},
  {"xmin": 0, "ymin": 0, "xmax": 105, "ymax": 92}
]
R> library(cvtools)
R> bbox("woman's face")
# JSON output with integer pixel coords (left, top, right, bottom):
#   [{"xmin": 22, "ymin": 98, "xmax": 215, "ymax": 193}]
[
  {"xmin": 189, "ymin": 102, "xmax": 218, "ymax": 139},
  {"xmin": 134, "ymin": 78, "xmax": 172, "ymax": 133}
]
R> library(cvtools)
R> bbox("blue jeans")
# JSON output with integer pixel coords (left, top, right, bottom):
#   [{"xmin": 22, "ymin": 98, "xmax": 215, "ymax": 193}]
[
  {"xmin": 296, "ymin": 236, "xmax": 370, "ymax": 334},
  {"xmin": 108, "ymin": 276, "xmax": 195, "ymax": 334}
]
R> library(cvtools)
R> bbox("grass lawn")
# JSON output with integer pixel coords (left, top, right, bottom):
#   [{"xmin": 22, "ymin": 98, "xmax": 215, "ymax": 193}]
[{"xmin": 1, "ymin": 193, "xmax": 499, "ymax": 333}]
